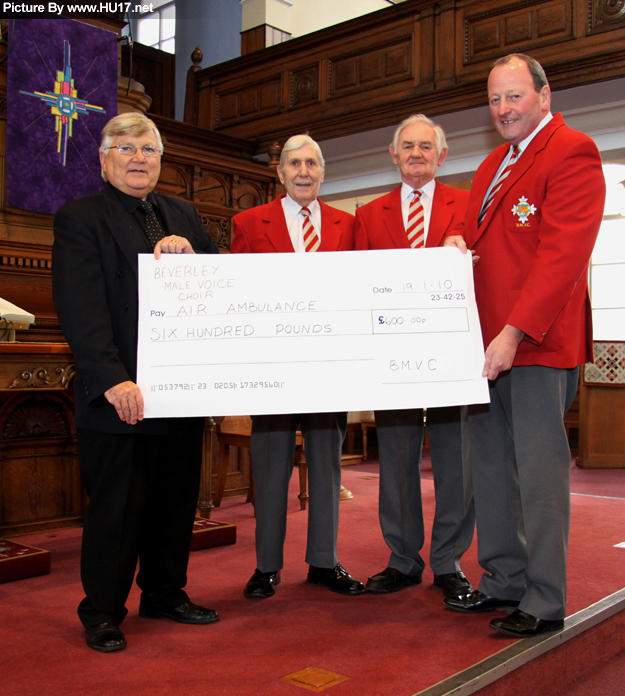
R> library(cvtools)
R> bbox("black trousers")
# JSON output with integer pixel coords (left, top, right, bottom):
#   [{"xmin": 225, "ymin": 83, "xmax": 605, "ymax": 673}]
[{"xmin": 76, "ymin": 418, "xmax": 205, "ymax": 627}]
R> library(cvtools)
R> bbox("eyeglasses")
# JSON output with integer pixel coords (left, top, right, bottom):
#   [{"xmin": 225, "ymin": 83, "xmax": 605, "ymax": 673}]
[{"xmin": 104, "ymin": 144, "xmax": 162, "ymax": 157}]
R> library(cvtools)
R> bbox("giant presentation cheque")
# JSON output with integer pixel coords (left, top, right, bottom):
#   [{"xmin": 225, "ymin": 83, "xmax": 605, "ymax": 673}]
[{"xmin": 137, "ymin": 248, "xmax": 489, "ymax": 417}]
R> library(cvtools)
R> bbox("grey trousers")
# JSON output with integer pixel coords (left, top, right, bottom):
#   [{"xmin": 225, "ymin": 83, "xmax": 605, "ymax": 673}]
[
  {"xmin": 375, "ymin": 406, "xmax": 475, "ymax": 577},
  {"xmin": 250, "ymin": 412, "xmax": 345, "ymax": 573},
  {"xmin": 469, "ymin": 365, "xmax": 579, "ymax": 620}
]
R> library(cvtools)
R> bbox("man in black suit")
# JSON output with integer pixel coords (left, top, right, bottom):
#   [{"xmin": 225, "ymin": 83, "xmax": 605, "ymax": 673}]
[{"xmin": 52, "ymin": 113, "xmax": 220, "ymax": 653}]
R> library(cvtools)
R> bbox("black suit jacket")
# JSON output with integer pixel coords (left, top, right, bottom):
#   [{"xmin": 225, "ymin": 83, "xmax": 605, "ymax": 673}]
[{"xmin": 52, "ymin": 183, "xmax": 219, "ymax": 434}]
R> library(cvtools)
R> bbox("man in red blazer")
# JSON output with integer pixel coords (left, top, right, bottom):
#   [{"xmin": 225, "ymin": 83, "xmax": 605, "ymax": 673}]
[
  {"xmin": 355, "ymin": 115, "xmax": 475, "ymax": 599},
  {"xmin": 444, "ymin": 54, "xmax": 605, "ymax": 637},
  {"xmin": 231, "ymin": 135, "xmax": 364, "ymax": 599}
]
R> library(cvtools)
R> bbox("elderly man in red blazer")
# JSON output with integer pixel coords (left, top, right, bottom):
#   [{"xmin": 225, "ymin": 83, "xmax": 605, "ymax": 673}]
[
  {"xmin": 444, "ymin": 54, "xmax": 605, "ymax": 638},
  {"xmin": 354, "ymin": 115, "xmax": 475, "ymax": 600},
  {"xmin": 231, "ymin": 135, "xmax": 364, "ymax": 599}
]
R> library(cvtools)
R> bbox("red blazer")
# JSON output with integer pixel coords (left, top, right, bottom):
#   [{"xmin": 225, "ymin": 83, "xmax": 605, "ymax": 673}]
[
  {"xmin": 231, "ymin": 195, "xmax": 355, "ymax": 253},
  {"xmin": 465, "ymin": 113, "xmax": 605, "ymax": 369},
  {"xmin": 354, "ymin": 181, "xmax": 469, "ymax": 250}
]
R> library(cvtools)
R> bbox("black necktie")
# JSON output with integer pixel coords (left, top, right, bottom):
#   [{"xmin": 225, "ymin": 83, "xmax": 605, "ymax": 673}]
[{"xmin": 139, "ymin": 200, "xmax": 165, "ymax": 249}]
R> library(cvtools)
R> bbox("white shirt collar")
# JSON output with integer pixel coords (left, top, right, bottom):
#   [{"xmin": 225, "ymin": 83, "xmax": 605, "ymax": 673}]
[
  {"xmin": 517, "ymin": 112, "xmax": 553, "ymax": 154},
  {"xmin": 283, "ymin": 193, "xmax": 320, "ymax": 217},
  {"xmin": 400, "ymin": 177, "xmax": 436, "ymax": 203}
]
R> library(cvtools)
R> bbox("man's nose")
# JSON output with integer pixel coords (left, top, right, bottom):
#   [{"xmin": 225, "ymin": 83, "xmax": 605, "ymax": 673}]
[
  {"xmin": 497, "ymin": 99, "xmax": 511, "ymax": 115},
  {"xmin": 132, "ymin": 148, "xmax": 147, "ymax": 162}
]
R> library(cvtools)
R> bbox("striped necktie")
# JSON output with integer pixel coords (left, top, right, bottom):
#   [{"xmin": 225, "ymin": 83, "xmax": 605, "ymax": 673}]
[
  {"xmin": 406, "ymin": 190, "xmax": 425, "ymax": 248},
  {"xmin": 139, "ymin": 200, "xmax": 165, "ymax": 249},
  {"xmin": 478, "ymin": 145, "xmax": 520, "ymax": 225},
  {"xmin": 301, "ymin": 207, "xmax": 320, "ymax": 252}
]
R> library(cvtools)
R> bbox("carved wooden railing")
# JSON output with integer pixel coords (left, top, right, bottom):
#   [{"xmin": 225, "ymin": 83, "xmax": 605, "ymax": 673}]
[
  {"xmin": 184, "ymin": 0, "xmax": 625, "ymax": 152},
  {"xmin": 152, "ymin": 115, "xmax": 280, "ymax": 251}
]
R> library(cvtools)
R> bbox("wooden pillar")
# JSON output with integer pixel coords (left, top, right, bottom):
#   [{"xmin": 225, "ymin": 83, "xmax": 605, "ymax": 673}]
[
  {"xmin": 183, "ymin": 47, "xmax": 203, "ymax": 125},
  {"xmin": 241, "ymin": 25, "xmax": 267, "ymax": 54}
]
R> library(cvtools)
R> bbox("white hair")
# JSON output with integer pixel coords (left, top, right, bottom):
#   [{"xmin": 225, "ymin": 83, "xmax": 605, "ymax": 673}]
[
  {"xmin": 279, "ymin": 134, "xmax": 325, "ymax": 170},
  {"xmin": 99, "ymin": 113, "xmax": 163, "ymax": 181},
  {"xmin": 391, "ymin": 114, "xmax": 447, "ymax": 155}
]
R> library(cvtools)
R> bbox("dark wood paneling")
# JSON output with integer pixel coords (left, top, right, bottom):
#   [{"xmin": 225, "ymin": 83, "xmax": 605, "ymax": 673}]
[
  {"xmin": 185, "ymin": 0, "xmax": 625, "ymax": 150},
  {"xmin": 0, "ymin": 348, "xmax": 82, "ymax": 536},
  {"xmin": 151, "ymin": 115, "xmax": 280, "ymax": 250},
  {"xmin": 464, "ymin": 1, "xmax": 573, "ymax": 64},
  {"xmin": 589, "ymin": 0, "xmax": 625, "ymax": 34},
  {"xmin": 290, "ymin": 65, "xmax": 320, "ymax": 108},
  {"xmin": 578, "ymin": 382, "xmax": 625, "ymax": 468},
  {"xmin": 121, "ymin": 42, "xmax": 175, "ymax": 119},
  {"xmin": 328, "ymin": 37, "xmax": 413, "ymax": 99},
  {"xmin": 215, "ymin": 76, "xmax": 283, "ymax": 129}
]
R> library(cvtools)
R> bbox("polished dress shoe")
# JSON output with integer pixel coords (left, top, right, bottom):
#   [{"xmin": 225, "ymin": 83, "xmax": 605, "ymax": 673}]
[
  {"xmin": 307, "ymin": 564, "xmax": 365, "ymax": 595},
  {"xmin": 366, "ymin": 567, "xmax": 422, "ymax": 594},
  {"xmin": 244, "ymin": 569, "xmax": 281, "ymax": 598},
  {"xmin": 85, "ymin": 622, "xmax": 126, "ymax": 653},
  {"xmin": 433, "ymin": 571, "xmax": 472, "ymax": 599},
  {"xmin": 444, "ymin": 590, "xmax": 520, "ymax": 613},
  {"xmin": 490, "ymin": 609, "xmax": 564, "ymax": 638},
  {"xmin": 139, "ymin": 600, "xmax": 219, "ymax": 624}
]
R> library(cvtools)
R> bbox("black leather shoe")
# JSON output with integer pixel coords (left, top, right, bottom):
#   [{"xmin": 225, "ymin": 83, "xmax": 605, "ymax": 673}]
[
  {"xmin": 139, "ymin": 600, "xmax": 219, "ymax": 624},
  {"xmin": 433, "ymin": 571, "xmax": 472, "ymax": 599},
  {"xmin": 307, "ymin": 564, "xmax": 365, "ymax": 595},
  {"xmin": 444, "ymin": 590, "xmax": 520, "ymax": 613},
  {"xmin": 85, "ymin": 622, "xmax": 126, "ymax": 653},
  {"xmin": 490, "ymin": 609, "xmax": 564, "ymax": 638},
  {"xmin": 244, "ymin": 569, "xmax": 281, "ymax": 598},
  {"xmin": 366, "ymin": 567, "xmax": 422, "ymax": 594}
]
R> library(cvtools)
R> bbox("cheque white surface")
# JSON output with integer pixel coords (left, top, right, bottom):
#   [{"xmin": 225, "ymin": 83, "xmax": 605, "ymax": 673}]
[{"xmin": 137, "ymin": 248, "xmax": 489, "ymax": 417}]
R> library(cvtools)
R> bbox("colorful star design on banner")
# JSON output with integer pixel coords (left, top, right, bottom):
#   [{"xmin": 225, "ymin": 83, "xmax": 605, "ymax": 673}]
[{"xmin": 19, "ymin": 39, "xmax": 106, "ymax": 166}]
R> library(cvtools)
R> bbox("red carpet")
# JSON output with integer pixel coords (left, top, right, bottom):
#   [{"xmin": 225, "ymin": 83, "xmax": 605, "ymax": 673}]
[
  {"xmin": 1, "ymin": 463, "xmax": 624, "ymax": 696},
  {"xmin": 554, "ymin": 647, "xmax": 625, "ymax": 696}
]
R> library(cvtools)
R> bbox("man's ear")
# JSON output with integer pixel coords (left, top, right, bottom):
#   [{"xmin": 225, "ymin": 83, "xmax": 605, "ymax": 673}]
[
  {"xmin": 389, "ymin": 143, "xmax": 399, "ymax": 167},
  {"xmin": 540, "ymin": 84, "xmax": 551, "ymax": 110}
]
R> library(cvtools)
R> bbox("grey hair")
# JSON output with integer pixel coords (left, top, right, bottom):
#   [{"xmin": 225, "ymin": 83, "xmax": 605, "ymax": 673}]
[
  {"xmin": 279, "ymin": 134, "xmax": 325, "ymax": 170},
  {"xmin": 391, "ymin": 114, "xmax": 447, "ymax": 155},
  {"xmin": 99, "ymin": 113, "xmax": 163, "ymax": 181},
  {"xmin": 491, "ymin": 53, "xmax": 549, "ymax": 92}
]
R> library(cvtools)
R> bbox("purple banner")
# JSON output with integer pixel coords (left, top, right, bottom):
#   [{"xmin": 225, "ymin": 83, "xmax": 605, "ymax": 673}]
[{"xmin": 6, "ymin": 18, "xmax": 118, "ymax": 214}]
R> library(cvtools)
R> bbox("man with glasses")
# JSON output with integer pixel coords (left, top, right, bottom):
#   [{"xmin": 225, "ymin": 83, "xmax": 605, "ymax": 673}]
[{"xmin": 53, "ymin": 113, "xmax": 220, "ymax": 653}]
